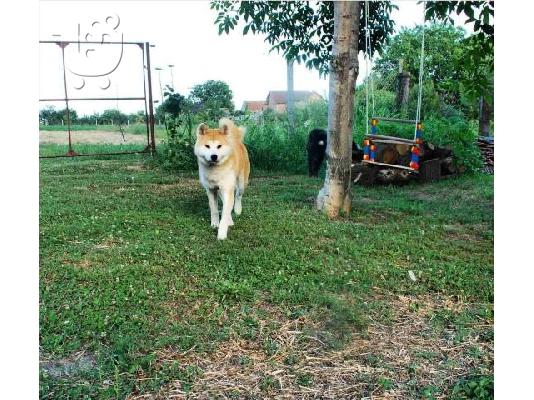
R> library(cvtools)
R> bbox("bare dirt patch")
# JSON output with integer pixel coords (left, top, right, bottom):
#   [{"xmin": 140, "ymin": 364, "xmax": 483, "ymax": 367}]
[
  {"xmin": 150, "ymin": 183, "xmax": 184, "ymax": 192},
  {"xmin": 129, "ymin": 294, "xmax": 493, "ymax": 399},
  {"xmin": 442, "ymin": 223, "xmax": 491, "ymax": 242},
  {"xmin": 62, "ymin": 258, "xmax": 92, "ymax": 269},
  {"xmin": 93, "ymin": 237, "xmax": 122, "ymax": 250},
  {"xmin": 126, "ymin": 164, "xmax": 147, "ymax": 171},
  {"xmin": 409, "ymin": 192, "xmax": 436, "ymax": 202},
  {"xmin": 40, "ymin": 130, "xmax": 149, "ymax": 145},
  {"xmin": 149, "ymin": 179, "xmax": 200, "ymax": 195},
  {"xmin": 40, "ymin": 350, "xmax": 97, "ymax": 379}
]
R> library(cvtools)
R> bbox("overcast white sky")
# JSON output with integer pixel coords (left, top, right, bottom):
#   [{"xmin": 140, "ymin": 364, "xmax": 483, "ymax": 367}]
[{"xmin": 39, "ymin": 0, "xmax": 468, "ymax": 116}]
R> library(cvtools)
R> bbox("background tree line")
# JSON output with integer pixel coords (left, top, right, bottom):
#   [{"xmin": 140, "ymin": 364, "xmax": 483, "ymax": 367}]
[
  {"xmin": 39, "ymin": 107, "xmax": 146, "ymax": 126},
  {"xmin": 39, "ymin": 80, "xmax": 236, "ymax": 127}
]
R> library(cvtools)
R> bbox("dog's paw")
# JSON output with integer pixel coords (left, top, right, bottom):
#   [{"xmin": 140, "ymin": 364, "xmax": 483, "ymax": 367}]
[
  {"xmin": 217, "ymin": 224, "xmax": 229, "ymax": 240},
  {"xmin": 234, "ymin": 196, "xmax": 242, "ymax": 215},
  {"xmin": 211, "ymin": 221, "xmax": 219, "ymax": 229}
]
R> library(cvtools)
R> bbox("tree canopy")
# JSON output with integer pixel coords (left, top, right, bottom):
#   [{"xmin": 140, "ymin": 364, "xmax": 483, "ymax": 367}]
[
  {"xmin": 158, "ymin": 86, "xmax": 187, "ymax": 118},
  {"xmin": 374, "ymin": 24, "xmax": 467, "ymax": 105},
  {"xmin": 425, "ymin": 1, "xmax": 493, "ymax": 43},
  {"xmin": 188, "ymin": 80, "xmax": 235, "ymax": 122},
  {"xmin": 424, "ymin": 1, "xmax": 494, "ymax": 100},
  {"xmin": 39, "ymin": 106, "xmax": 78, "ymax": 124},
  {"xmin": 101, "ymin": 109, "xmax": 128, "ymax": 125},
  {"xmin": 210, "ymin": 1, "xmax": 397, "ymax": 75}
]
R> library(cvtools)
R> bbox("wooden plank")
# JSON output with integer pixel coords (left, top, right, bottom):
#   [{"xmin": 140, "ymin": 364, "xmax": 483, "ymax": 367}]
[
  {"xmin": 372, "ymin": 116, "xmax": 418, "ymax": 124},
  {"xmin": 362, "ymin": 160, "xmax": 419, "ymax": 172},
  {"xmin": 366, "ymin": 134, "xmax": 417, "ymax": 144},
  {"xmin": 369, "ymin": 139, "xmax": 415, "ymax": 145}
]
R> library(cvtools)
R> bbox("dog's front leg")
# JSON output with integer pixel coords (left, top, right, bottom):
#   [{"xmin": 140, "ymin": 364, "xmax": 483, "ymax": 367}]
[
  {"xmin": 206, "ymin": 188, "xmax": 219, "ymax": 228},
  {"xmin": 217, "ymin": 187, "xmax": 235, "ymax": 240}
]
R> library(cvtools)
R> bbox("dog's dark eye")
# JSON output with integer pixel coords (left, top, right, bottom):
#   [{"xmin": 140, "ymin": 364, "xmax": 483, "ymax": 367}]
[
  {"xmin": 205, "ymin": 145, "xmax": 210, "ymax": 149},
  {"xmin": 217, "ymin": 145, "xmax": 222, "ymax": 149}
]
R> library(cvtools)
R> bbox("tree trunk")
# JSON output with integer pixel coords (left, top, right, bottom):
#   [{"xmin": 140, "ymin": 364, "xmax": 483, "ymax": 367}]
[
  {"xmin": 396, "ymin": 71, "xmax": 410, "ymax": 116},
  {"xmin": 397, "ymin": 59, "xmax": 410, "ymax": 116},
  {"xmin": 287, "ymin": 58, "xmax": 295, "ymax": 137},
  {"xmin": 396, "ymin": 61, "xmax": 410, "ymax": 116},
  {"xmin": 316, "ymin": 1, "xmax": 360, "ymax": 218},
  {"xmin": 479, "ymin": 96, "xmax": 492, "ymax": 136}
]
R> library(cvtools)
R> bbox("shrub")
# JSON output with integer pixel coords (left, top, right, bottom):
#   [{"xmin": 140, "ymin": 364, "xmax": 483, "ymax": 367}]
[
  {"xmin": 155, "ymin": 96, "xmax": 482, "ymax": 174},
  {"xmin": 157, "ymin": 114, "xmax": 197, "ymax": 171},
  {"xmin": 298, "ymin": 99, "xmax": 328, "ymax": 131},
  {"xmin": 423, "ymin": 116, "xmax": 483, "ymax": 173},
  {"xmin": 243, "ymin": 113, "xmax": 309, "ymax": 174}
]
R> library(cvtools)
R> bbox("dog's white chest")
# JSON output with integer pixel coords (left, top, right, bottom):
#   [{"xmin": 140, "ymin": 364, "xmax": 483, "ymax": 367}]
[
  {"xmin": 207, "ymin": 176, "xmax": 220, "ymax": 189},
  {"xmin": 199, "ymin": 165, "xmax": 234, "ymax": 190}
]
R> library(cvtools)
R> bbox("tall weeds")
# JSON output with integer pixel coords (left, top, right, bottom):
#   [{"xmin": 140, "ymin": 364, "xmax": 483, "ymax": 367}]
[{"xmin": 157, "ymin": 94, "xmax": 482, "ymax": 173}]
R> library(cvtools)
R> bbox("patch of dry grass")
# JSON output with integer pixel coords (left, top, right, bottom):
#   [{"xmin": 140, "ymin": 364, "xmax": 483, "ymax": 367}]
[{"xmin": 128, "ymin": 293, "xmax": 492, "ymax": 399}]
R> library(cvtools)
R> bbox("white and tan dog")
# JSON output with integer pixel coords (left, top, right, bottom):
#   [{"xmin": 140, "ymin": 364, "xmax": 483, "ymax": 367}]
[{"xmin": 194, "ymin": 118, "xmax": 250, "ymax": 240}]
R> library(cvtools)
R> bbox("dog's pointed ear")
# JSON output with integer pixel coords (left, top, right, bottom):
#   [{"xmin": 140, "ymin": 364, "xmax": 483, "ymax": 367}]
[
  {"xmin": 197, "ymin": 123, "xmax": 208, "ymax": 136},
  {"xmin": 220, "ymin": 123, "xmax": 229, "ymax": 135}
]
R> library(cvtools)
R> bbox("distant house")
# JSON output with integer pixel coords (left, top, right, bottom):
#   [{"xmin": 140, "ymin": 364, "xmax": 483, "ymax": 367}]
[
  {"xmin": 241, "ymin": 100, "xmax": 266, "ymax": 113},
  {"xmin": 241, "ymin": 90, "xmax": 324, "ymax": 114},
  {"xmin": 265, "ymin": 90, "xmax": 323, "ymax": 112}
]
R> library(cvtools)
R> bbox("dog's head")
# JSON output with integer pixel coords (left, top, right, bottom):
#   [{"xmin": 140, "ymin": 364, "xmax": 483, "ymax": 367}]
[{"xmin": 194, "ymin": 122, "xmax": 233, "ymax": 167}]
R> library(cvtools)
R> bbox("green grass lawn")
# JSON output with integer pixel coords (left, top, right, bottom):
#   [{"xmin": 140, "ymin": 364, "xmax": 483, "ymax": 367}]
[{"xmin": 39, "ymin": 156, "xmax": 494, "ymax": 399}]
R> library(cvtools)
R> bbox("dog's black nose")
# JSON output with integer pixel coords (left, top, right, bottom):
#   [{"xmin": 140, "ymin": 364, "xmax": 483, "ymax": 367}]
[{"xmin": 211, "ymin": 154, "xmax": 218, "ymax": 161}]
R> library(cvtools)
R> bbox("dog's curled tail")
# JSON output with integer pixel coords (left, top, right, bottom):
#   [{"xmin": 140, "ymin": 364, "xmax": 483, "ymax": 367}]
[{"xmin": 219, "ymin": 118, "xmax": 246, "ymax": 142}]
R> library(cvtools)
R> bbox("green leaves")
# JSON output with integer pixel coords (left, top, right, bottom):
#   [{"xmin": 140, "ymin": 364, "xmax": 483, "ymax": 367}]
[
  {"xmin": 425, "ymin": 1, "xmax": 494, "ymax": 40},
  {"xmin": 375, "ymin": 24, "xmax": 466, "ymax": 94},
  {"xmin": 451, "ymin": 375, "xmax": 494, "ymax": 400},
  {"xmin": 209, "ymin": 0, "xmax": 396, "ymax": 76},
  {"xmin": 374, "ymin": 22, "xmax": 493, "ymax": 108},
  {"xmin": 171, "ymin": 80, "xmax": 234, "ymax": 126}
]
